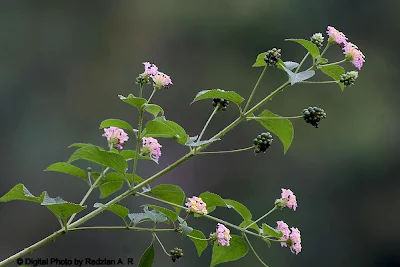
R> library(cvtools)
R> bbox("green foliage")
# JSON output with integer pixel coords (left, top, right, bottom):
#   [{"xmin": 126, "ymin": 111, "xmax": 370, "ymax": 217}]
[
  {"xmin": 143, "ymin": 206, "xmax": 169, "ymax": 224},
  {"xmin": 45, "ymin": 162, "xmax": 87, "ymax": 180},
  {"xmin": 98, "ymin": 172, "xmax": 126, "ymax": 198},
  {"xmin": 189, "ymin": 229, "xmax": 208, "ymax": 256},
  {"xmin": 286, "ymin": 39, "xmax": 320, "ymax": 59},
  {"xmin": 210, "ymin": 235, "xmax": 248, "ymax": 267},
  {"xmin": 225, "ymin": 199, "xmax": 252, "ymax": 221},
  {"xmin": 145, "ymin": 204, "xmax": 178, "ymax": 222},
  {"xmin": 239, "ymin": 220, "xmax": 260, "ymax": 233},
  {"xmin": 318, "ymin": 58, "xmax": 328, "ymax": 64},
  {"xmin": 68, "ymin": 143, "xmax": 101, "ymax": 149},
  {"xmin": 199, "ymin": 192, "xmax": 227, "ymax": 213},
  {"xmin": 0, "ymin": 184, "xmax": 45, "ymax": 203},
  {"xmin": 120, "ymin": 150, "xmax": 157, "ymax": 164},
  {"xmin": 128, "ymin": 213, "xmax": 150, "ymax": 225},
  {"xmin": 137, "ymin": 244, "xmax": 155, "ymax": 267},
  {"xmin": 149, "ymin": 184, "xmax": 185, "ymax": 213},
  {"xmin": 191, "ymin": 89, "xmax": 245, "ymax": 107},
  {"xmin": 262, "ymin": 223, "xmax": 283, "ymax": 238},
  {"xmin": 118, "ymin": 94, "xmax": 147, "ymax": 110},
  {"xmin": 253, "ymin": 110, "xmax": 294, "ymax": 154},
  {"xmin": 320, "ymin": 65, "xmax": 345, "ymax": 91},
  {"xmin": 94, "ymin": 203, "xmax": 129, "ymax": 223},
  {"xmin": 252, "ymin": 52, "xmax": 267, "ymax": 67},
  {"xmin": 144, "ymin": 104, "xmax": 164, "ymax": 118},
  {"xmin": 143, "ymin": 116, "xmax": 188, "ymax": 144},
  {"xmin": 68, "ymin": 145, "xmax": 128, "ymax": 173},
  {"xmin": 99, "ymin": 119, "xmax": 136, "ymax": 133},
  {"xmin": 179, "ymin": 223, "xmax": 194, "ymax": 237},
  {"xmin": 41, "ymin": 194, "xmax": 86, "ymax": 221}
]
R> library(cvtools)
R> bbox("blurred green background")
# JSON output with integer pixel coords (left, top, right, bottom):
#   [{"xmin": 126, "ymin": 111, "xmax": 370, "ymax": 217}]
[{"xmin": 0, "ymin": 1, "xmax": 399, "ymax": 266}]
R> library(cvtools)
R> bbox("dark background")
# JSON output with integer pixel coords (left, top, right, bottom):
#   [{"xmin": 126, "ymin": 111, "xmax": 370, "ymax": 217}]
[{"xmin": 0, "ymin": 1, "xmax": 399, "ymax": 266}]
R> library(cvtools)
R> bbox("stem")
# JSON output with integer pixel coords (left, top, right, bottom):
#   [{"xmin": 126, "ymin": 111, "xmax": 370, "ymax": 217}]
[
  {"xmin": 187, "ymin": 235, "xmax": 210, "ymax": 241},
  {"xmin": 243, "ymin": 65, "xmax": 268, "ymax": 112},
  {"xmin": 132, "ymin": 114, "xmax": 145, "ymax": 187},
  {"xmin": 67, "ymin": 167, "xmax": 110, "ymax": 225},
  {"xmin": 320, "ymin": 59, "xmax": 347, "ymax": 67},
  {"xmin": 153, "ymin": 233, "xmax": 171, "ymax": 256},
  {"xmin": 244, "ymin": 206, "xmax": 277, "ymax": 230},
  {"xmin": 198, "ymin": 146, "xmax": 255, "ymax": 155},
  {"xmin": 320, "ymin": 43, "xmax": 331, "ymax": 58},
  {"xmin": 197, "ymin": 106, "xmax": 219, "ymax": 142},
  {"xmin": 139, "ymin": 84, "xmax": 143, "ymax": 98},
  {"xmin": 300, "ymin": 80, "xmax": 338, "ymax": 84},
  {"xmin": 295, "ymin": 52, "xmax": 309, "ymax": 73},
  {"xmin": 243, "ymin": 233, "xmax": 269, "ymax": 267},
  {"xmin": 246, "ymin": 115, "xmax": 303, "ymax": 120},
  {"xmin": 69, "ymin": 226, "xmax": 176, "ymax": 232},
  {"xmin": 147, "ymin": 88, "xmax": 156, "ymax": 103}
]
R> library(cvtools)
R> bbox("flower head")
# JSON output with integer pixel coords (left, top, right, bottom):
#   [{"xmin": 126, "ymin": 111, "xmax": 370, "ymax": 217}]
[
  {"xmin": 102, "ymin": 127, "xmax": 129, "ymax": 149},
  {"xmin": 310, "ymin": 33, "xmax": 324, "ymax": 48},
  {"xmin": 152, "ymin": 71, "xmax": 173, "ymax": 89},
  {"xmin": 343, "ymin": 42, "xmax": 365, "ymax": 70},
  {"xmin": 326, "ymin": 26, "xmax": 348, "ymax": 45},
  {"xmin": 216, "ymin": 223, "xmax": 231, "ymax": 246},
  {"xmin": 281, "ymin": 188, "xmax": 298, "ymax": 211},
  {"xmin": 185, "ymin": 196, "xmax": 207, "ymax": 215},
  {"xmin": 276, "ymin": 221, "xmax": 290, "ymax": 247},
  {"xmin": 141, "ymin": 137, "xmax": 162, "ymax": 163},
  {"xmin": 289, "ymin": 227, "xmax": 302, "ymax": 255},
  {"xmin": 143, "ymin": 62, "xmax": 158, "ymax": 76}
]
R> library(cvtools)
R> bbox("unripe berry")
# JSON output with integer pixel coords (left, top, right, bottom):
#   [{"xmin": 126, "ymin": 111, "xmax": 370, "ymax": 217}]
[
  {"xmin": 212, "ymin": 98, "xmax": 229, "ymax": 111},
  {"xmin": 302, "ymin": 107, "xmax": 327, "ymax": 128},
  {"xmin": 253, "ymin": 132, "xmax": 273, "ymax": 153},
  {"xmin": 264, "ymin": 48, "xmax": 282, "ymax": 66},
  {"xmin": 340, "ymin": 71, "xmax": 359, "ymax": 87}
]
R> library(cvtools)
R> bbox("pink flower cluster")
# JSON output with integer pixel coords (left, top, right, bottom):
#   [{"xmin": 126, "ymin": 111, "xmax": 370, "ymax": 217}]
[
  {"xmin": 102, "ymin": 127, "xmax": 129, "ymax": 149},
  {"xmin": 276, "ymin": 221, "xmax": 302, "ymax": 255},
  {"xmin": 142, "ymin": 62, "xmax": 173, "ymax": 89},
  {"xmin": 326, "ymin": 26, "xmax": 365, "ymax": 70},
  {"xmin": 281, "ymin": 188, "xmax": 298, "ymax": 211},
  {"xmin": 141, "ymin": 137, "xmax": 162, "ymax": 163},
  {"xmin": 216, "ymin": 223, "xmax": 231, "ymax": 246},
  {"xmin": 185, "ymin": 196, "xmax": 208, "ymax": 215}
]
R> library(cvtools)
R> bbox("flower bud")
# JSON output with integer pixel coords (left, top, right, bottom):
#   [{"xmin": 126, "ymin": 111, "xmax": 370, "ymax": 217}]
[{"xmin": 310, "ymin": 33, "xmax": 324, "ymax": 48}]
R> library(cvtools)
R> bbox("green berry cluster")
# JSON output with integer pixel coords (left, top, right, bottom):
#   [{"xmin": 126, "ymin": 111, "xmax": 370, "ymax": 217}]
[
  {"xmin": 135, "ymin": 73, "xmax": 151, "ymax": 86},
  {"xmin": 264, "ymin": 48, "xmax": 282, "ymax": 66},
  {"xmin": 170, "ymin": 247, "xmax": 184, "ymax": 262},
  {"xmin": 302, "ymin": 107, "xmax": 327, "ymax": 128},
  {"xmin": 212, "ymin": 98, "xmax": 229, "ymax": 111},
  {"xmin": 340, "ymin": 71, "xmax": 359, "ymax": 87},
  {"xmin": 253, "ymin": 132, "xmax": 273, "ymax": 153},
  {"xmin": 310, "ymin": 33, "xmax": 324, "ymax": 48}
]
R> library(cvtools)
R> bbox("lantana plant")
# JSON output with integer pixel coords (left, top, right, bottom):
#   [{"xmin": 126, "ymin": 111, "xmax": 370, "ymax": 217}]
[{"xmin": 0, "ymin": 26, "xmax": 364, "ymax": 267}]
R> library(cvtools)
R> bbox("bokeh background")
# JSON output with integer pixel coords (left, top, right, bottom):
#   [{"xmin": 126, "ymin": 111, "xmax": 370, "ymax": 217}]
[{"xmin": 0, "ymin": 1, "xmax": 399, "ymax": 266}]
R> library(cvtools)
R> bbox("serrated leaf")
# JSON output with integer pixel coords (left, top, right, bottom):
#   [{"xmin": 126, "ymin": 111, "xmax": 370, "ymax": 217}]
[
  {"xmin": 199, "ymin": 192, "xmax": 227, "ymax": 213},
  {"xmin": 320, "ymin": 65, "xmax": 345, "ymax": 91},
  {"xmin": 239, "ymin": 220, "xmax": 260, "ymax": 233},
  {"xmin": 191, "ymin": 89, "xmax": 245, "ymax": 107},
  {"xmin": 185, "ymin": 138, "xmax": 221, "ymax": 147},
  {"xmin": 120, "ymin": 150, "xmax": 158, "ymax": 164},
  {"xmin": 255, "ymin": 110, "xmax": 294, "ymax": 154},
  {"xmin": 94, "ymin": 203, "xmax": 129, "ymax": 222},
  {"xmin": 143, "ymin": 116, "xmax": 188, "ymax": 144},
  {"xmin": 128, "ymin": 213, "xmax": 150, "ymax": 225},
  {"xmin": 99, "ymin": 119, "xmax": 135, "ymax": 132},
  {"xmin": 143, "ymin": 206, "xmax": 168, "ymax": 224},
  {"xmin": 41, "ymin": 194, "xmax": 86, "ymax": 220},
  {"xmin": 286, "ymin": 39, "xmax": 320, "ymax": 59},
  {"xmin": 145, "ymin": 204, "xmax": 178, "ymax": 222},
  {"xmin": 252, "ymin": 52, "xmax": 267, "ymax": 67},
  {"xmin": 45, "ymin": 162, "xmax": 87, "ymax": 180},
  {"xmin": 179, "ymin": 223, "xmax": 193, "ymax": 237},
  {"xmin": 99, "ymin": 181, "xmax": 124, "ymax": 199},
  {"xmin": 262, "ymin": 223, "xmax": 283, "ymax": 238},
  {"xmin": 225, "ymin": 199, "xmax": 252, "ymax": 221},
  {"xmin": 138, "ymin": 244, "xmax": 154, "ymax": 267},
  {"xmin": 210, "ymin": 235, "xmax": 248, "ymax": 267},
  {"xmin": 0, "ymin": 184, "xmax": 45, "ymax": 203},
  {"xmin": 144, "ymin": 104, "xmax": 164, "ymax": 118},
  {"xmin": 68, "ymin": 145, "xmax": 128, "ymax": 173},
  {"xmin": 189, "ymin": 229, "xmax": 208, "ymax": 256},
  {"xmin": 150, "ymin": 184, "xmax": 185, "ymax": 213},
  {"xmin": 118, "ymin": 94, "xmax": 147, "ymax": 110}
]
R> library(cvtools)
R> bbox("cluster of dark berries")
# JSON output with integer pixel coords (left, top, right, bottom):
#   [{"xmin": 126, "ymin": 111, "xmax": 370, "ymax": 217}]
[
  {"xmin": 253, "ymin": 132, "xmax": 273, "ymax": 153},
  {"xmin": 212, "ymin": 98, "xmax": 229, "ymax": 111},
  {"xmin": 264, "ymin": 48, "xmax": 282, "ymax": 66},
  {"xmin": 135, "ymin": 73, "xmax": 150, "ymax": 86},
  {"xmin": 170, "ymin": 248, "xmax": 184, "ymax": 262},
  {"xmin": 302, "ymin": 107, "xmax": 327, "ymax": 128},
  {"xmin": 340, "ymin": 71, "xmax": 358, "ymax": 87},
  {"xmin": 310, "ymin": 33, "xmax": 324, "ymax": 48}
]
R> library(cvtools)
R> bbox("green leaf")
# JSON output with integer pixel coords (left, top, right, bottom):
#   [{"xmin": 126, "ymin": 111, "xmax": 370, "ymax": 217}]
[
  {"xmin": 262, "ymin": 223, "xmax": 283, "ymax": 238},
  {"xmin": 318, "ymin": 58, "xmax": 328, "ymax": 64},
  {"xmin": 94, "ymin": 203, "xmax": 129, "ymax": 222},
  {"xmin": 120, "ymin": 150, "xmax": 158, "ymax": 164},
  {"xmin": 320, "ymin": 65, "xmax": 345, "ymax": 91},
  {"xmin": 189, "ymin": 229, "xmax": 208, "ymax": 256},
  {"xmin": 41, "ymin": 194, "xmax": 86, "ymax": 221},
  {"xmin": 143, "ymin": 116, "xmax": 188, "ymax": 144},
  {"xmin": 286, "ymin": 39, "xmax": 320, "ymax": 59},
  {"xmin": 210, "ymin": 235, "xmax": 248, "ymax": 267},
  {"xmin": 149, "ymin": 184, "xmax": 185, "ymax": 213},
  {"xmin": 137, "ymin": 244, "xmax": 154, "ymax": 267},
  {"xmin": 0, "ymin": 184, "xmax": 45, "ymax": 203},
  {"xmin": 255, "ymin": 110, "xmax": 294, "ymax": 154},
  {"xmin": 45, "ymin": 162, "xmax": 87, "ymax": 180},
  {"xmin": 68, "ymin": 143, "xmax": 102, "ymax": 149},
  {"xmin": 263, "ymin": 237, "xmax": 271, "ymax": 248},
  {"xmin": 99, "ymin": 119, "xmax": 135, "ymax": 133},
  {"xmin": 225, "ymin": 199, "xmax": 252, "ymax": 221},
  {"xmin": 118, "ymin": 94, "xmax": 147, "ymax": 110},
  {"xmin": 144, "ymin": 104, "xmax": 164, "ymax": 118},
  {"xmin": 199, "ymin": 192, "xmax": 227, "ymax": 213},
  {"xmin": 252, "ymin": 52, "xmax": 267, "ymax": 67},
  {"xmin": 143, "ymin": 206, "xmax": 168, "ymax": 224},
  {"xmin": 99, "ymin": 181, "xmax": 124, "ymax": 199},
  {"xmin": 239, "ymin": 220, "xmax": 260, "ymax": 233},
  {"xmin": 145, "ymin": 204, "xmax": 178, "ymax": 222},
  {"xmin": 185, "ymin": 138, "xmax": 220, "ymax": 147},
  {"xmin": 68, "ymin": 145, "xmax": 128, "ymax": 173},
  {"xmin": 179, "ymin": 223, "xmax": 193, "ymax": 237},
  {"xmin": 128, "ymin": 213, "xmax": 150, "ymax": 225},
  {"xmin": 191, "ymin": 89, "xmax": 245, "ymax": 107}
]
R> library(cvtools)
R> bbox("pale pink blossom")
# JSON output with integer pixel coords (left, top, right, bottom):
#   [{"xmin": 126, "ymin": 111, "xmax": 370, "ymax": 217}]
[
  {"xmin": 102, "ymin": 127, "xmax": 129, "ymax": 149},
  {"xmin": 143, "ymin": 62, "xmax": 158, "ymax": 76},
  {"xmin": 216, "ymin": 223, "xmax": 231, "ymax": 246},
  {"xmin": 343, "ymin": 42, "xmax": 365, "ymax": 70},
  {"xmin": 289, "ymin": 227, "xmax": 302, "ymax": 255},
  {"xmin": 185, "ymin": 196, "xmax": 207, "ymax": 215},
  {"xmin": 281, "ymin": 188, "xmax": 298, "ymax": 211},
  {"xmin": 151, "ymin": 71, "xmax": 173, "ymax": 89},
  {"xmin": 326, "ymin": 26, "xmax": 348, "ymax": 45},
  {"xmin": 141, "ymin": 137, "xmax": 162, "ymax": 163},
  {"xmin": 276, "ymin": 221, "xmax": 290, "ymax": 247}
]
